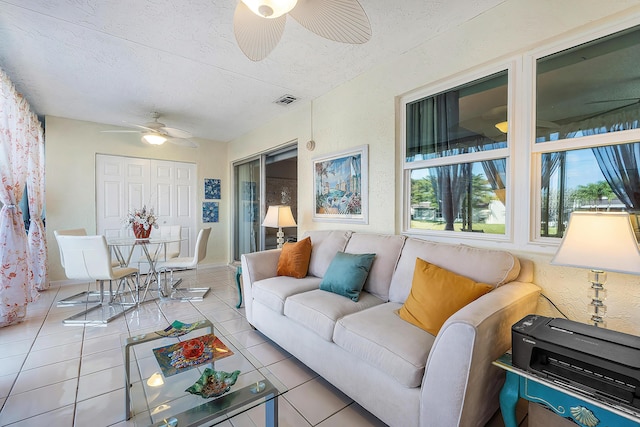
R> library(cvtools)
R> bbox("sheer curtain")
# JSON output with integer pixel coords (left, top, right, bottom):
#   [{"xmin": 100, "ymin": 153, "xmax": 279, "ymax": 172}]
[{"xmin": 0, "ymin": 69, "xmax": 43, "ymax": 327}]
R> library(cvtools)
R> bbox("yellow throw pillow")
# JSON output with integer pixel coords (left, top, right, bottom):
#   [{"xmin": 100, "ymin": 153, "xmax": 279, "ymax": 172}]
[
  {"xmin": 398, "ymin": 258, "xmax": 493, "ymax": 335},
  {"xmin": 277, "ymin": 237, "xmax": 312, "ymax": 279}
]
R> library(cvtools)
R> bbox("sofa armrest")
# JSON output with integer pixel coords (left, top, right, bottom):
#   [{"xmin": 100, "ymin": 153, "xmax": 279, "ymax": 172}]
[
  {"xmin": 419, "ymin": 281, "xmax": 541, "ymax": 427},
  {"xmin": 241, "ymin": 249, "xmax": 281, "ymax": 324}
]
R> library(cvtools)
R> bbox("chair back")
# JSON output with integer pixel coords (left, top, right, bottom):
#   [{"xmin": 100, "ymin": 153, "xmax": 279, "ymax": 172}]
[
  {"xmin": 193, "ymin": 227, "xmax": 212, "ymax": 264},
  {"xmin": 54, "ymin": 228, "xmax": 87, "ymax": 268},
  {"xmin": 57, "ymin": 235, "xmax": 114, "ymax": 280},
  {"xmin": 158, "ymin": 225, "xmax": 181, "ymax": 256}
]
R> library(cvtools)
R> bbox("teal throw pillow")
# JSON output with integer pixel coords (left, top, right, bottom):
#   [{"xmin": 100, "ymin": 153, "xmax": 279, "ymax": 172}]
[{"xmin": 320, "ymin": 252, "xmax": 376, "ymax": 302}]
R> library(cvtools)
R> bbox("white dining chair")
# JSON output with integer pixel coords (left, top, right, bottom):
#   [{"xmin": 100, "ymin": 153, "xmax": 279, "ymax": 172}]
[
  {"xmin": 57, "ymin": 235, "xmax": 140, "ymax": 324},
  {"xmin": 156, "ymin": 227, "xmax": 211, "ymax": 301},
  {"xmin": 55, "ymin": 228, "xmax": 107, "ymax": 305}
]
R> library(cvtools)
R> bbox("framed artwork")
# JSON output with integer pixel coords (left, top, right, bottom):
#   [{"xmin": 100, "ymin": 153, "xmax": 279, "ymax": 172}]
[
  {"xmin": 202, "ymin": 201, "xmax": 219, "ymax": 223},
  {"xmin": 204, "ymin": 178, "xmax": 221, "ymax": 200},
  {"xmin": 313, "ymin": 145, "xmax": 368, "ymax": 224}
]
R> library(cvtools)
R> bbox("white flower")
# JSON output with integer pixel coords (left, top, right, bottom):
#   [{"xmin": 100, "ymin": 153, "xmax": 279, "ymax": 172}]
[{"xmin": 123, "ymin": 205, "xmax": 159, "ymax": 230}]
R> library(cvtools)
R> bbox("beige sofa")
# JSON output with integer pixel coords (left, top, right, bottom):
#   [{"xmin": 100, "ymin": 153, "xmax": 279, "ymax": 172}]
[{"xmin": 241, "ymin": 231, "xmax": 540, "ymax": 427}]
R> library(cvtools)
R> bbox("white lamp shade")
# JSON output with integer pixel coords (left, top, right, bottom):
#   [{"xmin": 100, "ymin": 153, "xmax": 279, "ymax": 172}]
[
  {"xmin": 551, "ymin": 211, "xmax": 640, "ymax": 274},
  {"xmin": 142, "ymin": 133, "xmax": 167, "ymax": 145},
  {"xmin": 262, "ymin": 205, "xmax": 297, "ymax": 228},
  {"xmin": 241, "ymin": 0, "xmax": 297, "ymax": 18}
]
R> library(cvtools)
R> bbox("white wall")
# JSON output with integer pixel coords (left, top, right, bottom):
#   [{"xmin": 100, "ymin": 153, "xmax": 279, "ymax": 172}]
[
  {"xmin": 46, "ymin": 116, "xmax": 229, "ymax": 281},
  {"xmin": 227, "ymin": 0, "xmax": 640, "ymax": 334}
]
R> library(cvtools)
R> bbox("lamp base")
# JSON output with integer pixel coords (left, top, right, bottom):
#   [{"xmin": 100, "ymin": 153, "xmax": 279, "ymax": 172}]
[
  {"xmin": 276, "ymin": 228, "xmax": 285, "ymax": 249},
  {"xmin": 589, "ymin": 270, "xmax": 607, "ymax": 328}
]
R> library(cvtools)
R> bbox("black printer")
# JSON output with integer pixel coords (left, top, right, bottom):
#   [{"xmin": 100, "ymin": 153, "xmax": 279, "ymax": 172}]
[{"xmin": 512, "ymin": 314, "xmax": 640, "ymax": 412}]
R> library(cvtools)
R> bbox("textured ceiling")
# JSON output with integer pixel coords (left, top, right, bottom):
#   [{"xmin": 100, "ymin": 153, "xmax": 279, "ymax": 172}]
[{"xmin": 0, "ymin": 0, "xmax": 505, "ymax": 142}]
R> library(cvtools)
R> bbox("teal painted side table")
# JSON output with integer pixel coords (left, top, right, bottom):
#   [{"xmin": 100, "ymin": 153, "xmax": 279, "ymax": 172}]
[
  {"xmin": 235, "ymin": 265, "xmax": 242, "ymax": 308},
  {"xmin": 493, "ymin": 353, "xmax": 640, "ymax": 427}
]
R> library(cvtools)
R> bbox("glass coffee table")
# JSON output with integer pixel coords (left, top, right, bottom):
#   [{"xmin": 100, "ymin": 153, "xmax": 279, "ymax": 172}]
[{"xmin": 122, "ymin": 320, "xmax": 287, "ymax": 426}]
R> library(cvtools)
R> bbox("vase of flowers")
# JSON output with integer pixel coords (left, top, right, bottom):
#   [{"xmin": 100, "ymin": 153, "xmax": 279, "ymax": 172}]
[{"xmin": 125, "ymin": 206, "xmax": 158, "ymax": 239}]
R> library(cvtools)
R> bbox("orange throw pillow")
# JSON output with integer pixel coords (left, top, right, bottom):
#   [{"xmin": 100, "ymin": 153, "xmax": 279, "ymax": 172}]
[
  {"xmin": 277, "ymin": 237, "xmax": 312, "ymax": 278},
  {"xmin": 398, "ymin": 258, "xmax": 493, "ymax": 336}
]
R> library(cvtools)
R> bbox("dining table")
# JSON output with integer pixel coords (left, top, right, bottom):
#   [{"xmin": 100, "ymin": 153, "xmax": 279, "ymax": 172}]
[{"xmin": 108, "ymin": 236, "xmax": 184, "ymax": 303}]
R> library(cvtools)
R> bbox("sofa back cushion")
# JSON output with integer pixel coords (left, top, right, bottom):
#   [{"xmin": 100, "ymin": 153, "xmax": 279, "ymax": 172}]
[
  {"xmin": 344, "ymin": 233, "xmax": 406, "ymax": 301},
  {"xmin": 303, "ymin": 230, "xmax": 352, "ymax": 278},
  {"xmin": 388, "ymin": 238, "xmax": 520, "ymax": 304}
]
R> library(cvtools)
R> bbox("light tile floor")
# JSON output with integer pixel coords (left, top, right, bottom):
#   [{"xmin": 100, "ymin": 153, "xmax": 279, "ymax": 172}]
[
  {"xmin": 0, "ymin": 266, "xmax": 389, "ymax": 427},
  {"xmin": 0, "ymin": 266, "xmax": 520, "ymax": 427}
]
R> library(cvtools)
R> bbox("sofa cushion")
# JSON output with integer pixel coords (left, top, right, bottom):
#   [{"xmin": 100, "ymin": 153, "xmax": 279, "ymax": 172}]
[
  {"xmin": 303, "ymin": 230, "xmax": 352, "ymax": 278},
  {"xmin": 252, "ymin": 276, "xmax": 321, "ymax": 314},
  {"xmin": 344, "ymin": 233, "xmax": 406, "ymax": 301},
  {"xmin": 388, "ymin": 238, "xmax": 520, "ymax": 303},
  {"xmin": 398, "ymin": 258, "xmax": 493, "ymax": 335},
  {"xmin": 284, "ymin": 289, "xmax": 384, "ymax": 341},
  {"xmin": 333, "ymin": 302, "xmax": 435, "ymax": 388},
  {"xmin": 277, "ymin": 237, "xmax": 312, "ymax": 278},
  {"xmin": 319, "ymin": 252, "xmax": 376, "ymax": 301}
]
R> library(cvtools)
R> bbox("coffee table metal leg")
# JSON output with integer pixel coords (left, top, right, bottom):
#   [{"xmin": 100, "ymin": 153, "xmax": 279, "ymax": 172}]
[{"xmin": 265, "ymin": 394, "xmax": 278, "ymax": 427}]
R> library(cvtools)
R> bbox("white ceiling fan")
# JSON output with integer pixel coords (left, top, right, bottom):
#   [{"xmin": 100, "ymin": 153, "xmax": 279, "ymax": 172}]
[
  {"xmin": 101, "ymin": 112, "xmax": 199, "ymax": 148},
  {"xmin": 234, "ymin": 0, "xmax": 372, "ymax": 61}
]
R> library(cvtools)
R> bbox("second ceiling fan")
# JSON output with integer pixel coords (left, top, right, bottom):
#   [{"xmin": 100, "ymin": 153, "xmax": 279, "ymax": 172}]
[
  {"xmin": 234, "ymin": 0, "xmax": 372, "ymax": 61},
  {"xmin": 102, "ymin": 112, "xmax": 199, "ymax": 148}
]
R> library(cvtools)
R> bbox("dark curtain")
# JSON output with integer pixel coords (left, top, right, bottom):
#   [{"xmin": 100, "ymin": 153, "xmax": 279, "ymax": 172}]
[
  {"xmin": 408, "ymin": 92, "xmax": 468, "ymax": 230},
  {"xmin": 406, "ymin": 92, "xmax": 460, "ymax": 160},
  {"xmin": 429, "ymin": 163, "xmax": 470, "ymax": 230},
  {"xmin": 540, "ymin": 152, "xmax": 565, "ymax": 236},
  {"xmin": 592, "ymin": 143, "xmax": 640, "ymax": 210}
]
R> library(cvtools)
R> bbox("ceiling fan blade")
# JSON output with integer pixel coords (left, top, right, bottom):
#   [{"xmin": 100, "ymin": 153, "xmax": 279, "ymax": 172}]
[
  {"xmin": 128, "ymin": 123, "xmax": 160, "ymax": 133},
  {"xmin": 289, "ymin": 0, "xmax": 371, "ymax": 44},
  {"xmin": 586, "ymin": 98, "xmax": 640, "ymax": 104},
  {"xmin": 161, "ymin": 126, "xmax": 192, "ymax": 139},
  {"xmin": 536, "ymin": 119, "xmax": 559, "ymax": 129},
  {"xmin": 234, "ymin": 2, "xmax": 286, "ymax": 61},
  {"xmin": 167, "ymin": 138, "xmax": 199, "ymax": 148}
]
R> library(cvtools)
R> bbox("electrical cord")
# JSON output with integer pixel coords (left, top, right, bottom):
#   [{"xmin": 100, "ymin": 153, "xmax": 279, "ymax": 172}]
[{"xmin": 541, "ymin": 293, "xmax": 569, "ymax": 320}]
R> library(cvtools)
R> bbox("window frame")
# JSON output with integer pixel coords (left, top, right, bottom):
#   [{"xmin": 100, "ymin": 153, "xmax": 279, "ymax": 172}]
[
  {"xmin": 400, "ymin": 17, "xmax": 640, "ymax": 253},
  {"xmin": 527, "ymin": 21, "xmax": 640, "ymax": 246},
  {"xmin": 400, "ymin": 60, "xmax": 517, "ymax": 243}
]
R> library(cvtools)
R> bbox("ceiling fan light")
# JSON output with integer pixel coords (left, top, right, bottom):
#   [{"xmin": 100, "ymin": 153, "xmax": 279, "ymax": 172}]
[
  {"xmin": 142, "ymin": 133, "xmax": 167, "ymax": 145},
  {"xmin": 495, "ymin": 121, "xmax": 508, "ymax": 133},
  {"xmin": 241, "ymin": 0, "xmax": 297, "ymax": 18}
]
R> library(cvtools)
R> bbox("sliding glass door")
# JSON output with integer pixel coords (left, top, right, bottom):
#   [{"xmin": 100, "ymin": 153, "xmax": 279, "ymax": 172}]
[
  {"xmin": 234, "ymin": 158, "xmax": 261, "ymax": 261},
  {"xmin": 233, "ymin": 144, "xmax": 298, "ymax": 261}
]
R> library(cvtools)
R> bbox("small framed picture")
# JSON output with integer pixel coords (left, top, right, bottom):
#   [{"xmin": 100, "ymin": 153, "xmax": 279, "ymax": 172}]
[
  {"xmin": 204, "ymin": 178, "xmax": 221, "ymax": 200},
  {"xmin": 202, "ymin": 201, "xmax": 219, "ymax": 223}
]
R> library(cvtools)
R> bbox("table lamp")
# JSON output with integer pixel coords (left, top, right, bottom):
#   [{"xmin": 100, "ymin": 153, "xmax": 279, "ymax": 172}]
[
  {"xmin": 551, "ymin": 211, "xmax": 640, "ymax": 327},
  {"xmin": 262, "ymin": 205, "xmax": 297, "ymax": 249}
]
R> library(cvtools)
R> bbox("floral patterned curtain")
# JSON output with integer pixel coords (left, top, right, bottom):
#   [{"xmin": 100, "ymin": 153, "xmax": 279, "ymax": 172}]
[
  {"xmin": 0, "ymin": 69, "xmax": 41, "ymax": 327},
  {"xmin": 27, "ymin": 112, "xmax": 48, "ymax": 291}
]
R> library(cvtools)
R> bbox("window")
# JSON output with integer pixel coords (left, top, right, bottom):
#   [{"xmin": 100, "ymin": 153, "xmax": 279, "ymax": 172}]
[
  {"xmin": 404, "ymin": 70, "xmax": 509, "ymax": 236},
  {"xmin": 402, "ymin": 22, "xmax": 640, "ymax": 247},
  {"xmin": 534, "ymin": 24, "xmax": 640, "ymax": 239}
]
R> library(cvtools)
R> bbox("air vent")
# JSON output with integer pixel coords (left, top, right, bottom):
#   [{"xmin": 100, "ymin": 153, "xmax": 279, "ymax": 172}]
[{"xmin": 274, "ymin": 94, "xmax": 298, "ymax": 106}]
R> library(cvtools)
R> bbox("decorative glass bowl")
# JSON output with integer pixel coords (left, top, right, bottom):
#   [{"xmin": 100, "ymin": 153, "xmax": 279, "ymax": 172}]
[{"xmin": 185, "ymin": 368, "xmax": 241, "ymax": 398}]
